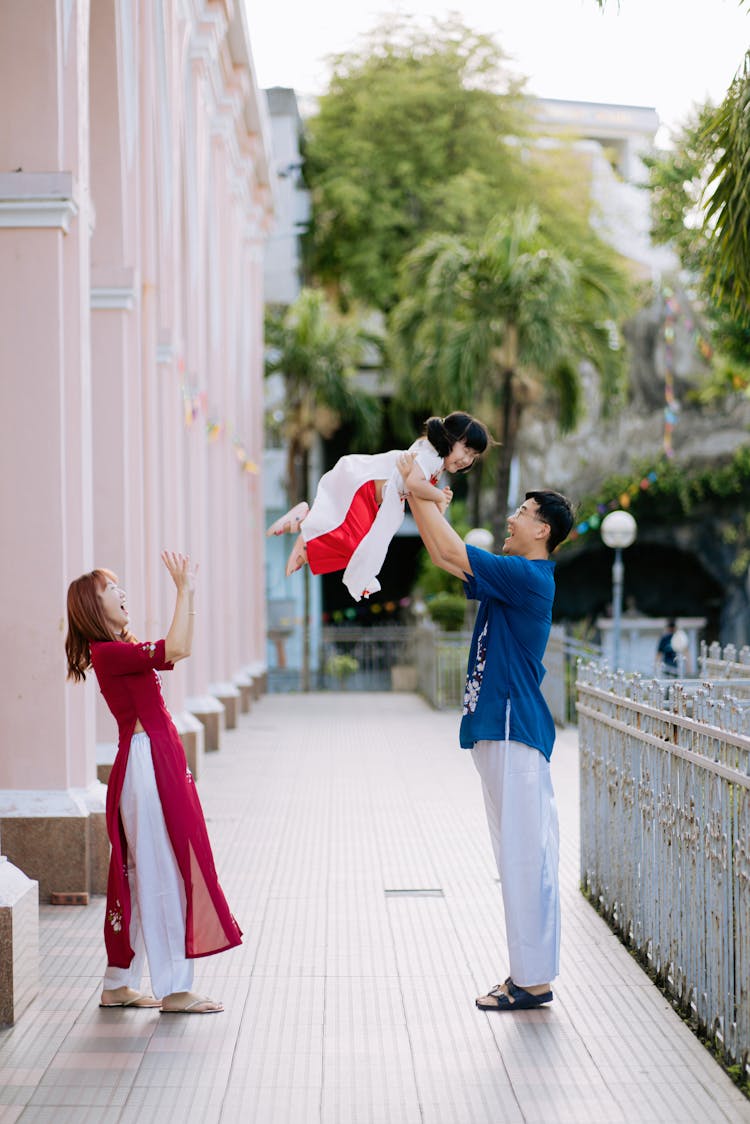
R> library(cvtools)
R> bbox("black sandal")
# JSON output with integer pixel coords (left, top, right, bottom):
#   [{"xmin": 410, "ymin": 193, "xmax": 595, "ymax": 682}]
[{"xmin": 476, "ymin": 978, "xmax": 553, "ymax": 1012}]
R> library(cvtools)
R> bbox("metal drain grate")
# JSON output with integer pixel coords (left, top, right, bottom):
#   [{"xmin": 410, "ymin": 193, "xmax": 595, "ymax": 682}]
[{"xmin": 384, "ymin": 888, "xmax": 444, "ymax": 898}]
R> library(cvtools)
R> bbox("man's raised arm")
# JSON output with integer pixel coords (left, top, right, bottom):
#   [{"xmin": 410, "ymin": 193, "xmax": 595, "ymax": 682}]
[{"xmin": 398, "ymin": 453, "xmax": 473, "ymax": 580}]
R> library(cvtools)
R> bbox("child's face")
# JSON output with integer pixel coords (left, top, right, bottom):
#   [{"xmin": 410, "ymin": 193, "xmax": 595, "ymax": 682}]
[{"xmin": 444, "ymin": 439, "xmax": 479, "ymax": 473}]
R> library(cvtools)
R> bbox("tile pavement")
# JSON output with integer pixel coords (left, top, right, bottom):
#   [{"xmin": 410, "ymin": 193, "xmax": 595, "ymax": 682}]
[{"xmin": 1, "ymin": 692, "xmax": 749, "ymax": 1123}]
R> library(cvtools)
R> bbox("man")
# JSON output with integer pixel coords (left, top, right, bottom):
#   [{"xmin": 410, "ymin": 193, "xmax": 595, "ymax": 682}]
[
  {"xmin": 655, "ymin": 618, "xmax": 679, "ymax": 678},
  {"xmin": 400, "ymin": 455, "xmax": 574, "ymax": 1012}
]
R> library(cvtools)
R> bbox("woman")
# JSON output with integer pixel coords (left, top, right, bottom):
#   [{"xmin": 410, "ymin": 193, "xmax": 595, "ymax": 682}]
[{"xmin": 65, "ymin": 551, "xmax": 242, "ymax": 1014}]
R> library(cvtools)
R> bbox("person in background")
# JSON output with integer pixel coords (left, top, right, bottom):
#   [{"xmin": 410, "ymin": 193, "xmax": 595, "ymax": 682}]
[
  {"xmin": 655, "ymin": 618, "xmax": 680, "ymax": 677},
  {"xmin": 65, "ymin": 552, "xmax": 242, "ymax": 1014}
]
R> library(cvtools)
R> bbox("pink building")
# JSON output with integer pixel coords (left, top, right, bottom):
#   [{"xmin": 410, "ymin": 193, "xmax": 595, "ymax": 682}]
[{"xmin": 0, "ymin": 1, "xmax": 275, "ymax": 1022}]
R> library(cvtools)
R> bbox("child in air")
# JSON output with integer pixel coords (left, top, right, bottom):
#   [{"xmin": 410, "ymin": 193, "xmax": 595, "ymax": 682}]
[{"xmin": 267, "ymin": 412, "xmax": 491, "ymax": 602}]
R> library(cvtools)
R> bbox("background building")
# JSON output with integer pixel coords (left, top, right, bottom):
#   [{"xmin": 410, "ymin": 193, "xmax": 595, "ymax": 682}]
[{"xmin": 261, "ymin": 86, "xmax": 321, "ymax": 686}]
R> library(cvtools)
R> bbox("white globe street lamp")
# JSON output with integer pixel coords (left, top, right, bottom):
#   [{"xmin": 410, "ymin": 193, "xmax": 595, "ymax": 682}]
[
  {"xmin": 600, "ymin": 510, "xmax": 637, "ymax": 671},
  {"xmin": 464, "ymin": 527, "xmax": 495, "ymax": 551}
]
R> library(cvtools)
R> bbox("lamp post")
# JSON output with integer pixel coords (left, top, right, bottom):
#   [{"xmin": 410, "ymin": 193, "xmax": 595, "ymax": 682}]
[{"xmin": 600, "ymin": 510, "xmax": 637, "ymax": 671}]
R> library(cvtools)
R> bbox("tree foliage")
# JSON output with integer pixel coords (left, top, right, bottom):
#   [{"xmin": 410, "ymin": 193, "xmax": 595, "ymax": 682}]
[
  {"xmin": 702, "ymin": 50, "xmax": 750, "ymax": 319},
  {"xmin": 303, "ymin": 15, "xmax": 532, "ymax": 311},
  {"xmin": 390, "ymin": 209, "xmax": 632, "ymax": 539},
  {"xmin": 644, "ymin": 102, "xmax": 750, "ymax": 367},
  {"xmin": 264, "ymin": 288, "xmax": 382, "ymax": 503}
]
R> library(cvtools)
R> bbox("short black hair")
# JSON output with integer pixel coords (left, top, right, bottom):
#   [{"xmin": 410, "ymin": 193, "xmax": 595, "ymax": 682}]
[
  {"xmin": 424, "ymin": 412, "xmax": 491, "ymax": 463},
  {"xmin": 525, "ymin": 490, "xmax": 575, "ymax": 554}
]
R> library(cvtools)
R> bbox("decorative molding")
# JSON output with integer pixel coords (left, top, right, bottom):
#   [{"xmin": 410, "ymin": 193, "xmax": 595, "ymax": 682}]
[
  {"xmin": 156, "ymin": 342, "xmax": 176, "ymax": 365},
  {"xmin": 91, "ymin": 287, "xmax": 136, "ymax": 310},
  {"xmin": 0, "ymin": 173, "xmax": 78, "ymax": 233}
]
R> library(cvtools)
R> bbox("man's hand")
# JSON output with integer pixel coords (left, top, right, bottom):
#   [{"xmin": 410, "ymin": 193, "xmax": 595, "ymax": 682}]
[{"xmin": 397, "ymin": 451, "xmax": 415, "ymax": 486}]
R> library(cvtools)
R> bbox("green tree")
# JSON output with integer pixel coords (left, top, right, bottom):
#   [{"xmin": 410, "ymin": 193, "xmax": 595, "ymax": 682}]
[
  {"xmin": 700, "ymin": 50, "xmax": 750, "ymax": 321},
  {"xmin": 265, "ymin": 289, "xmax": 381, "ymax": 690},
  {"xmin": 644, "ymin": 105, "xmax": 750, "ymax": 368},
  {"xmin": 390, "ymin": 209, "xmax": 632, "ymax": 542},
  {"xmin": 303, "ymin": 15, "xmax": 532, "ymax": 311},
  {"xmin": 599, "ymin": 0, "xmax": 750, "ymax": 325},
  {"xmin": 264, "ymin": 288, "xmax": 382, "ymax": 506}
]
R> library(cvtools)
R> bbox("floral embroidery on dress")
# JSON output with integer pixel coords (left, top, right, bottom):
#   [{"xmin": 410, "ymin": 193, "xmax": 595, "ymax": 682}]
[
  {"xmin": 140, "ymin": 642, "xmax": 157, "ymax": 658},
  {"xmin": 186, "ymin": 767, "xmax": 193, "ymax": 783},
  {"xmin": 108, "ymin": 900, "xmax": 123, "ymax": 932},
  {"xmin": 462, "ymin": 622, "xmax": 488, "ymax": 715}
]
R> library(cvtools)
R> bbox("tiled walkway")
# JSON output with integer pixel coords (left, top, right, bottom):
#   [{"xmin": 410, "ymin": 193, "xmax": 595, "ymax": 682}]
[{"xmin": 1, "ymin": 693, "xmax": 749, "ymax": 1123}]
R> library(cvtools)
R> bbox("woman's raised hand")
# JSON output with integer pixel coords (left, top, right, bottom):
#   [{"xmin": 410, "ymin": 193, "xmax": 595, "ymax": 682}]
[{"xmin": 161, "ymin": 551, "xmax": 198, "ymax": 594}]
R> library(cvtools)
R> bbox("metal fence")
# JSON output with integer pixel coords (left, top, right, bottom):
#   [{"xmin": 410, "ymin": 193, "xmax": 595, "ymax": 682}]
[
  {"xmin": 577, "ymin": 659, "xmax": 750, "ymax": 1072},
  {"xmin": 414, "ymin": 625, "xmax": 472, "ymax": 710},
  {"xmin": 318, "ymin": 621, "xmax": 593, "ymax": 720},
  {"xmin": 701, "ymin": 640, "xmax": 750, "ymax": 695},
  {"xmin": 319, "ymin": 625, "xmax": 414, "ymax": 691}
]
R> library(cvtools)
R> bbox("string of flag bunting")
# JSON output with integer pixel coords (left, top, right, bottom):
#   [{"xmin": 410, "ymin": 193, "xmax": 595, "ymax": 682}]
[
  {"xmin": 567, "ymin": 470, "xmax": 659, "ymax": 543},
  {"xmin": 323, "ymin": 596, "xmax": 413, "ymax": 623},
  {"xmin": 177, "ymin": 359, "xmax": 259, "ymax": 475},
  {"xmin": 661, "ymin": 284, "xmax": 712, "ymax": 458}
]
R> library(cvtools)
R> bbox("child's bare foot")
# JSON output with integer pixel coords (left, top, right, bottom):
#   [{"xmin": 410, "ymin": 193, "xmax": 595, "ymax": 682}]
[
  {"xmin": 266, "ymin": 502, "xmax": 309, "ymax": 536},
  {"xmin": 286, "ymin": 535, "xmax": 308, "ymax": 576}
]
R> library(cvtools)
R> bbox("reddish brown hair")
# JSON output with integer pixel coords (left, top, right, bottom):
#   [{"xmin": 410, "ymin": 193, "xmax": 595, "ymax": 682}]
[{"xmin": 65, "ymin": 569, "xmax": 135, "ymax": 683}]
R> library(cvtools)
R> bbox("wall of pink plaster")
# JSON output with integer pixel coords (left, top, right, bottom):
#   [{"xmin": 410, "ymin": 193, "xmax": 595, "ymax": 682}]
[{"xmin": 0, "ymin": 1, "xmax": 274, "ymax": 864}]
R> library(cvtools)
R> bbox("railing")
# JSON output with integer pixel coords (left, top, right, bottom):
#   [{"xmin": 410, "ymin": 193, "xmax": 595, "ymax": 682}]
[
  {"xmin": 577, "ymin": 659, "xmax": 750, "ymax": 1073},
  {"xmin": 318, "ymin": 622, "xmax": 593, "ymax": 718},
  {"xmin": 415, "ymin": 625, "xmax": 472, "ymax": 710},
  {"xmin": 415, "ymin": 623, "xmax": 601, "ymax": 718},
  {"xmin": 319, "ymin": 625, "xmax": 414, "ymax": 690},
  {"xmin": 701, "ymin": 640, "xmax": 750, "ymax": 687}
]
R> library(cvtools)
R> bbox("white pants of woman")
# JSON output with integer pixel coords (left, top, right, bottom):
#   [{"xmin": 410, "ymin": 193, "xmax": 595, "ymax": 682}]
[
  {"xmin": 471, "ymin": 737, "xmax": 560, "ymax": 987},
  {"xmin": 102, "ymin": 732, "xmax": 194, "ymax": 999}
]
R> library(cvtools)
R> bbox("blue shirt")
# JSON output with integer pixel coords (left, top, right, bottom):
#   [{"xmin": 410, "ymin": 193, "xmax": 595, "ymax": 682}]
[{"xmin": 459, "ymin": 544, "xmax": 557, "ymax": 759}]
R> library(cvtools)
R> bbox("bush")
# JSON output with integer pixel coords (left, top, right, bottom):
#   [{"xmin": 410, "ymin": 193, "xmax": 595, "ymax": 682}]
[
  {"xmin": 325, "ymin": 653, "xmax": 360, "ymax": 684},
  {"xmin": 426, "ymin": 592, "xmax": 467, "ymax": 631}
]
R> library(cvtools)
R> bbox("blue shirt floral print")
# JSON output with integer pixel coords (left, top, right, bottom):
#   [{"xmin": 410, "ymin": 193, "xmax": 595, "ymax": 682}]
[
  {"xmin": 462, "ymin": 621, "xmax": 487, "ymax": 715},
  {"xmin": 459, "ymin": 544, "xmax": 557, "ymax": 759}
]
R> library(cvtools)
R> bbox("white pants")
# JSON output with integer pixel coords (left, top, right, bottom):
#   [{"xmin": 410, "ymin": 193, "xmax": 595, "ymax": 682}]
[
  {"xmin": 103, "ymin": 732, "xmax": 194, "ymax": 999},
  {"xmin": 471, "ymin": 737, "xmax": 560, "ymax": 987}
]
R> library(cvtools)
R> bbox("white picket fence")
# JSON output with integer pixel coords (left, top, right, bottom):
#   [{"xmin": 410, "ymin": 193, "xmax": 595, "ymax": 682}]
[{"xmin": 577, "ymin": 659, "xmax": 750, "ymax": 1073}]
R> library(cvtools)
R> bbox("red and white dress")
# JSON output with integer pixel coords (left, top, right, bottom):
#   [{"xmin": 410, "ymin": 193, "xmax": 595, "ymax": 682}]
[
  {"xmin": 91, "ymin": 638, "xmax": 242, "ymax": 996},
  {"xmin": 301, "ymin": 437, "xmax": 444, "ymax": 601}
]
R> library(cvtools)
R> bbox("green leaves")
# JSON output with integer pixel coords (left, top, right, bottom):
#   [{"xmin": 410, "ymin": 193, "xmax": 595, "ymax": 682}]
[
  {"xmin": 304, "ymin": 16, "xmax": 531, "ymax": 311},
  {"xmin": 389, "ymin": 209, "xmax": 631, "ymax": 534},
  {"xmin": 702, "ymin": 50, "xmax": 750, "ymax": 319},
  {"xmin": 265, "ymin": 289, "xmax": 382, "ymax": 500}
]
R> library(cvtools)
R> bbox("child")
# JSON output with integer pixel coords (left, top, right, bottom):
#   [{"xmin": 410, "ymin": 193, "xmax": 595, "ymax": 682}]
[{"xmin": 267, "ymin": 412, "xmax": 490, "ymax": 602}]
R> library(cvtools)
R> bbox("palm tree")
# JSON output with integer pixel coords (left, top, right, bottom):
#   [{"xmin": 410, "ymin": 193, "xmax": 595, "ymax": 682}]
[
  {"xmin": 594, "ymin": 0, "xmax": 750, "ymax": 322},
  {"xmin": 265, "ymin": 288, "xmax": 382, "ymax": 506},
  {"xmin": 702, "ymin": 49, "xmax": 750, "ymax": 319},
  {"xmin": 264, "ymin": 288, "xmax": 381, "ymax": 688},
  {"xmin": 390, "ymin": 209, "xmax": 631, "ymax": 543}
]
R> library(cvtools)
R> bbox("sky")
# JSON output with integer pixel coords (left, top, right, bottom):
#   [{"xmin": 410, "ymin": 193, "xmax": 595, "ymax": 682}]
[{"xmin": 245, "ymin": 0, "xmax": 749, "ymax": 139}]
